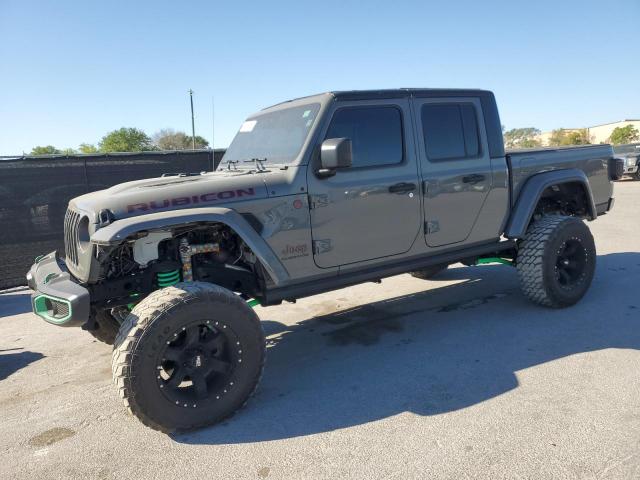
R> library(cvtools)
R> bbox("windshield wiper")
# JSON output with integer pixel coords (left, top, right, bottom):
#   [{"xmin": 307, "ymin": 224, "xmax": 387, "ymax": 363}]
[
  {"xmin": 224, "ymin": 159, "xmax": 240, "ymax": 170},
  {"xmin": 243, "ymin": 157, "xmax": 268, "ymax": 171}
]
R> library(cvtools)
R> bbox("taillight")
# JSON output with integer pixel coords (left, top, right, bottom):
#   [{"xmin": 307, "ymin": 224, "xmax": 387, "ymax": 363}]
[{"xmin": 608, "ymin": 157, "xmax": 624, "ymax": 181}]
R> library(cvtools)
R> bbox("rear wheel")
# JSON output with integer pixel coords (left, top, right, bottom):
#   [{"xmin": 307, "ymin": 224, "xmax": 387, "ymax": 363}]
[
  {"xmin": 517, "ymin": 215, "xmax": 596, "ymax": 308},
  {"xmin": 410, "ymin": 264, "xmax": 448, "ymax": 280},
  {"xmin": 634, "ymin": 168, "xmax": 640, "ymax": 181},
  {"xmin": 111, "ymin": 282, "xmax": 265, "ymax": 432}
]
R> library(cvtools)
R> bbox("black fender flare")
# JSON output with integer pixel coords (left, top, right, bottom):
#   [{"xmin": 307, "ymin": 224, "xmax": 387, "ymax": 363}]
[
  {"xmin": 505, "ymin": 168, "xmax": 597, "ymax": 239},
  {"xmin": 90, "ymin": 207, "xmax": 290, "ymax": 285}
]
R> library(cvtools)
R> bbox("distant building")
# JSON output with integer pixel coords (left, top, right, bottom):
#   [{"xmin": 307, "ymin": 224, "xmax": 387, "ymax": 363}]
[
  {"xmin": 586, "ymin": 120, "xmax": 640, "ymax": 144},
  {"xmin": 539, "ymin": 119, "xmax": 640, "ymax": 146}
]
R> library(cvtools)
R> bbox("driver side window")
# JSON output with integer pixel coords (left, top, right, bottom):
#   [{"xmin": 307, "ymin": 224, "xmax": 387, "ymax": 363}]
[{"xmin": 325, "ymin": 106, "xmax": 404, "ymax": 168}]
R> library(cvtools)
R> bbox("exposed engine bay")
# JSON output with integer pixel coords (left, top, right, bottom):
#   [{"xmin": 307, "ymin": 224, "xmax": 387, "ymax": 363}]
[{"xmin": 91, "ymin": 224, "xmax": 263, "ymax": 309}]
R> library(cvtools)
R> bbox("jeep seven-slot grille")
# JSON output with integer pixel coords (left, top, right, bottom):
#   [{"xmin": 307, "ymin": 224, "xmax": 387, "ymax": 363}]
[{"xmin": 64, "ymin": 208, "xmax": 81, "ymax": 265}]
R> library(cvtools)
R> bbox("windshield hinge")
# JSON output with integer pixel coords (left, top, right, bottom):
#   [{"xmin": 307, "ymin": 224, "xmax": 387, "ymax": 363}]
[{"xmin": 308, "ymin": 194, "xmax": 329, "ymax": 210}]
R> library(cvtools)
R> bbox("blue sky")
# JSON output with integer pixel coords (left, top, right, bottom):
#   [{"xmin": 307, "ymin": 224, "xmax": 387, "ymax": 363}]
[{"xmin": 0, "ymin": 0, "xmax": 638, "ymax": 154}]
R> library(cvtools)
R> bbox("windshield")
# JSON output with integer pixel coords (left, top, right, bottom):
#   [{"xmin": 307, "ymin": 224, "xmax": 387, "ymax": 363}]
[
  {"xmin": 613, "ymin": 143, "xmax": 640, "ymax": 156},
  {"xmin": 221, "ymin": 103, "xmax": 321, "ymax": 167}
]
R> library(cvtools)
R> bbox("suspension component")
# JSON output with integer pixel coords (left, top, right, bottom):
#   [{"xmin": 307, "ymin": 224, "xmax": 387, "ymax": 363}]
[
  {"xmin": 157, "ymin": 270, "xmax": 181, "ymax": 288},
  {"xmin": 179, "ymin": 238, "xmax": 220, "ymax": 282}
]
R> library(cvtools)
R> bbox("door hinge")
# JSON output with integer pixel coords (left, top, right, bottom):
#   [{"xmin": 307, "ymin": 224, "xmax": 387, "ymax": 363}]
[
  {"xmin": 308, "ymin": 194, "xmax": 329, "ymax": 210},
  {"xmin": 312, "ymin": 239, "xmax": 332, "ymax": 254},
  {"xmin": 425, "ymin": 220, "xmax": 440, "ymax": 234}
]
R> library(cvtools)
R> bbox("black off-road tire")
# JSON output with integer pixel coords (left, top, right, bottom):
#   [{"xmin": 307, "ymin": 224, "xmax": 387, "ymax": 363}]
[
  {"xmin": 634, "ymin": 168, "xmax": 640, "ymax": 181},
  {"xmin": 517, "ymin": 215, "xmax": 596, "ymax": 308},
  {"xmin": 111, "ymin": 282, "xmax": 265, "ymax": 433},
  {"xmin": 88, "ymin": 310, "xmax": 120, "ymax": 345},
  {"xmin": 410, "ymin": 264, "xmax": 448, "ymax": 280}
]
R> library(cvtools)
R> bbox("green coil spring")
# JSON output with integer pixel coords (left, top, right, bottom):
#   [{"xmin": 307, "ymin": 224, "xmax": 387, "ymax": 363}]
[{"xmin": 156, "ymin": 269, "xmax": 181, "ymax": 288}]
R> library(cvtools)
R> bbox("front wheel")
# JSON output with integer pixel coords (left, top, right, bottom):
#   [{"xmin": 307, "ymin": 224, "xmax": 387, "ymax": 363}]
[
  {"xmin": 111, "ymin": 282, "xmax": 265, "ymax": 432},
  {"xmin": 517, "ymin": 215, "xmax": 596, "ymax": 308}
]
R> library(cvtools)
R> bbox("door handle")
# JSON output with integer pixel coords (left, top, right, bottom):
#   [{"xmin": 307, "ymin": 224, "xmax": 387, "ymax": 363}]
[
  {"xmin": 388, "ymin": 182, "xmax": 417, "ymax": 194},
  {"xmin": 462, "ymin": 174, "xmax": 485, "ymax": 184}
]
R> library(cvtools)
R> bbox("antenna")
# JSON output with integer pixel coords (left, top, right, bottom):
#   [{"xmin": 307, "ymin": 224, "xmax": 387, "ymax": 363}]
[
  {"xmin": 211, "ymin": 96, "xmax": 215, "ymax": 151},
  {"xmin": 189, "ymin": 89, "xmax": 196, "ymax": 149}
]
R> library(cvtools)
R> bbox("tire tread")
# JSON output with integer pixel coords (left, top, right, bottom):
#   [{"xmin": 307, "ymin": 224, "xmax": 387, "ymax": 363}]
[
  {"xmin": 517, "ymin": 215, "xmax": 589, "ymax": 308},
  {"xmin": 111, "ymin": 282, "xmax": 265, "ymax": 433}
]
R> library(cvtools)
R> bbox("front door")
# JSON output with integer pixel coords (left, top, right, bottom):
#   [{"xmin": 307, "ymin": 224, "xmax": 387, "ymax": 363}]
[
  {"xmin": 413, "ymin": 98, "xmax": 493, "ymax": 247},
  {"xmin": 307, "ymin": 99, "xmax": 421, "ymax": 268}
]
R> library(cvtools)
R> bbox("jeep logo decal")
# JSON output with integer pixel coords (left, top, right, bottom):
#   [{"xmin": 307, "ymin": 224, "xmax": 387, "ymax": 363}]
[{"xmin": 127, "ymin": 188, "xmax": 255, "ymax": 213}]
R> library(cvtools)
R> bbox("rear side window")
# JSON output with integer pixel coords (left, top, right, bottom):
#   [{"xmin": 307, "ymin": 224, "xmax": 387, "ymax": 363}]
[
  {"xmin": 325, "ymin": 106, "xmax": 403, "ymax": 168},
  {"xmin": 421, "ymin": 103, "xmax": 480, "ymax": 161}
]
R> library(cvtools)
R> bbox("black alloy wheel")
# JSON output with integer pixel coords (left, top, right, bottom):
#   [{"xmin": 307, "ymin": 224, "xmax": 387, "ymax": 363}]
[
  {"xmin": 157, "ymin": 321, "xmax": 237, "ymax": 407},
  {"xmin": 112, "ymin": 282, "xmax": 265, "ymax": 432},
  {"xmin": 554, "ymin": 238, "xmax": 588, "ymax": 289},
  {"xmin": 517, "ymin": 215, "xmax": 596, "ymax": 308}
]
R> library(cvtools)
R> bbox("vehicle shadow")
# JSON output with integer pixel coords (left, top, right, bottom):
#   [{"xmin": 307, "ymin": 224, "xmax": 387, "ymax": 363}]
[
  {"xmin": 0, "ymin": 350, "xmax": 45, "ymax": 380},
  {"xmin": 175, "ymin": 251, "xmax": 640, "ymax": 445},
  {"xmin": 0, "ymin": 292, "xmax": 32, "ymax": 318},
  {"xmin": 168, "ymin": 252, "xmax": 640, "ymax": 444}
]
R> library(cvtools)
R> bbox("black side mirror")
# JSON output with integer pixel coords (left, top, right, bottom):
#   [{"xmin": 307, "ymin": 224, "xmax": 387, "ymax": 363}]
[{"xmin": 319, "ymin": 138, "xmax": 352, "ymax": 177}]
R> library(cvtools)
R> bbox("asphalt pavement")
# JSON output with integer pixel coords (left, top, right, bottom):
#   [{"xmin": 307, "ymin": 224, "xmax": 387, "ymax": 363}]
[{"xmin": 1, "ymin": 180, "xmax": 639, "ymax": 480}]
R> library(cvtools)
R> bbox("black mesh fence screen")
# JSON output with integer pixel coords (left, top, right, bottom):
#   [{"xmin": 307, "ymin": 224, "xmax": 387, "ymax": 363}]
[{"xmin": 0, "ymin": 149, "xmax": 224, "ymax": 290}]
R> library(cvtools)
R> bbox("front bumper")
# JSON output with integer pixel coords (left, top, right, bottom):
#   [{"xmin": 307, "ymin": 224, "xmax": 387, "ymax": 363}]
[{"xmin": 26, "ymin": 251, "xmax": 90, "ymax": 327}]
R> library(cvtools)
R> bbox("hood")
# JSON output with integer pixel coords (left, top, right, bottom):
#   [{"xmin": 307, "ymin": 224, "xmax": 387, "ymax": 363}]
[{"xmin": 71, "ymin": 168, "xmax": 270, "ymax": 222}]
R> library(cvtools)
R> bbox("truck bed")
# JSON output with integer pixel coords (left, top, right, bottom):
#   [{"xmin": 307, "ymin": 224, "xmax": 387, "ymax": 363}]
[{"xmin": 506, "ymin": 144, "xmax": 614, "ymax": 211}]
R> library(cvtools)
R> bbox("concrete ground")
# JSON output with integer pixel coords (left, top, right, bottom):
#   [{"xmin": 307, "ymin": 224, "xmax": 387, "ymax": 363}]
[{"xmin": 1, "ymin": 181, "xmax": 639, "ymax": 480}]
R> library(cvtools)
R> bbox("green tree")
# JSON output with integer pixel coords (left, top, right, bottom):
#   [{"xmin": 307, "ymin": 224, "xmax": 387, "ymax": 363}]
[
  {"xmin": 548, "ymin": 128, "xmax": 591, "ymax": 146},
  {"xmin": 98, "ymin": 127, "xmax": 155, "ymax": 153},
  {"xmin": 78, "ymin": 143, "xmax": 99, "ymax": 153},
  {"xmin": 520, "ymin": 137, "xmax": 542, "ymax": 148},
  {"xmin": 30, "ymin": 145, "xmax": 61, "ymax": 155},
  {"xmin": 548, "ymin": 129, "xmax": 567, "ymax": 146},
  {"xmin": 188, "ymin": 135, "xmax": 209, "ymax": 149},
  {"xmin": 61, "ymin": 147, "xmax": 77, "ymax": 155},
  {"xmin": 503, "ymin": 127, "xmax": 541, "ymax": 149},
  {"xmin": 153, "ymin": 129, "xmax": 209, "ymax": 150},
  {"xmin": 566, "ymin": 129, "xmax": 590, "ymax": 145},
  {"xmin": 609, "ymin": 125, "xmax": 640, "ymax": 145}
]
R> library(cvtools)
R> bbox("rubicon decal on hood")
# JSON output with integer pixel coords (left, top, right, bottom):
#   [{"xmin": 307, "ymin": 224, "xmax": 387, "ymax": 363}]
[{"xmin": 127, "ymin": 187, "xmax": 256, "ymax": 213}]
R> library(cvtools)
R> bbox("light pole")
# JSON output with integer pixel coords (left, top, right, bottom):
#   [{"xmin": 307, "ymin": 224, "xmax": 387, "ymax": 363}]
[
  {"xmin": 211, "ymin": 97, "xmax": 216, "ymax": 169},
  {"xmin": 189, "ymin": 89, "xmax": 196, "ymax": 149}
]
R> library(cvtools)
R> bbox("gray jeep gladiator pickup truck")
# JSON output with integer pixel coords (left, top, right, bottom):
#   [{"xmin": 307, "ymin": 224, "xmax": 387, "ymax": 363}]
[{"xmin": 27, "ymin": 89, "xmax": 623, "ymax": 432}]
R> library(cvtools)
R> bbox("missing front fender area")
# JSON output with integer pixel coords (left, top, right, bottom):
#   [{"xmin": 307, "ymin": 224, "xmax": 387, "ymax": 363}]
[{"xmin": 92, "ymin": 223, "xmax": 265, "ymax": 308}]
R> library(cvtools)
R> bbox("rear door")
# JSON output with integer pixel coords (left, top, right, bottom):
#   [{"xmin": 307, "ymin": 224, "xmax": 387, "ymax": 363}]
[
  {"xmin": 307, "ymin": 98, "xmax": 421, "ymax": 268},
  {"xmin": 413, "ymin": 97, "xmax": 493, "ymax": 247}
]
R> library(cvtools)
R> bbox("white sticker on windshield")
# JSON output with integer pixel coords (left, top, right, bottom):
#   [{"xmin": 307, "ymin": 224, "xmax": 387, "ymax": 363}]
[
  {"xmin": 239, "ymin": 120, "xmax": 257, "ymax": 132},
  {"xmin": 302, "ymin": 110, "xmax": 311, "ymax": 118}
]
